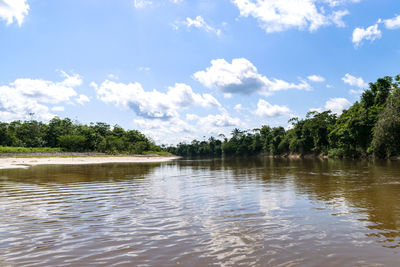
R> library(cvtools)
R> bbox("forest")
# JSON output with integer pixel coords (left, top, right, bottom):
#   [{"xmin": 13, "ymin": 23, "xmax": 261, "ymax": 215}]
[
  {"xmin": 167, "ymin": 74, "xmax": 400, "ymax": 159},
  {"xmin": 0, "ymin": 117, "xmax": 162, "ymax": 154},
  {"xmin": 1, "ymin": 74, "xmax": 400, "ymax": 158}
]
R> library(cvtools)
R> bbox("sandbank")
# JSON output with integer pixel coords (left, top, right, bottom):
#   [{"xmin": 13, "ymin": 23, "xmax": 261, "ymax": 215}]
[{"xmin": 0, "ymin": 155, "xmax": 180, "ymax": 170}]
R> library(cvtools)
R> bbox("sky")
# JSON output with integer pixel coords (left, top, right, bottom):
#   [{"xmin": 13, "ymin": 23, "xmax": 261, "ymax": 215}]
[{"xmin": 1, "ymin": 0, "xmax": 400, "ymax": 144}]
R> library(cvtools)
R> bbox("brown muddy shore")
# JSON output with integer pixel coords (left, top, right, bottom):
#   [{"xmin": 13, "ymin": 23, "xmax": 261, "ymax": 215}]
[{"xmin": 264, "ymin": 153, "xmax": 400, "ymax": 160}]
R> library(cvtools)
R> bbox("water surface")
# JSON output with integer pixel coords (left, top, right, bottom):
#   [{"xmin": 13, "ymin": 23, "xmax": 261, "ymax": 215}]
[{"xmin": 1, "ymin": 158, "xmax": 400, "ymax": 266}]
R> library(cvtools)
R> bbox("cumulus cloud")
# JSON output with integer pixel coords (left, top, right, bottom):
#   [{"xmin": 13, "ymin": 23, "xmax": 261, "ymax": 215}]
[
  {"xmin": 136, "ymin": 117, "xmax": 195, "ymax": 134},
  {"xmin": 310, "ymin": 97, "xmax": 351, "ymax": 115},
  {"xmin": 353, "ymin": 14, "xmax": 400, "ymax": 46},
  {"xmin": 349, "ymin": 89, "xmax": 363, "ymax": 95},
  {"xmin": 193, "ymin": 58, "xmax": 311, "ymax": 96},
  {"xmin": 76, "ymin": 94, "xmax": 90, "ymax": 105},
  {"xmin": 173, "ymin": 16, "xmax": 221, "ymax": 36},
  {"xmin": 133, "ymin": 0, "xmax": 152, "ymax": 8},
  {"xmin": 107, "ymin": 74, "xmax": 119, "ymax": 80},
  {"xmin": 324, "ymin": 0, "xmax": 360, "ymax": 7},
  {"xmin": 185, "ymin": 110, "xmax": 246, "ymax": 140},
  {"xmin": 134, "ymin": 0, "xmax": 182, "ymax": 8},
  {"xmin": 9, "ymin": 72, "xmax": 81, "ymax": 104},
  {"xmin": 232, "ymin": 0, "xmax": 355, "ymax": 33},
  {"xmin": 0, "ymin": 0, "xmax": 29, "ymax": 26},
  {"xmin": 94, "ymin": 81, "xmax": 220, "ymax": 120},
  {"xmin": 352, "ymin": 23, "xmax": 381, "ymax": 47},
  {"xmin": 135, "ymin": 117, "xmax": 197, "ymax": 144},
  {"xmin": 324, "ymin": 97, "xmax": 351, "ymax": 114},
  {"xmin": 342, "ymin": 73, "xmax": 368, "ymax": 88},
  {"xmin": 307, "ymin": 75, "xmax": 325, "ymax": 83},
  {"xmin": 51, "ymin": 106, "xmax": 65, "ymax": 112},
  {"xmin": 0, "ymin": 89, "xmax": 53, "ymax": 121},
  {"xmin": 309, "ymin": 107, "xmax": 323, "ymax": 113},
  {"xmin": 234, "ymin": 104, "xmax": 243, "ymax": 111},
  {"xmin": 384, "ymin": 15, "xmax": 400, "ymax": 30},
  {"xmin": 330, "ymin": 10, "xmax": 349, "ymax": 27},
  {"xmin": 188, "ymin": 111, "xmax": 244, "ymax": 128},
  {"xmin": 135, "ymin": 109, "xmax": 244, "ymax": 144},
  {"xmin": 138, "ymin": 66, "xmax": 151, "ymax": 72},
  {"xmin": 0, "ymin": 72, "xmax": 82, "ymax": 121},
  {"xmin": 255, "ymin": 99, "xmax": 291, "ymax": 117}
]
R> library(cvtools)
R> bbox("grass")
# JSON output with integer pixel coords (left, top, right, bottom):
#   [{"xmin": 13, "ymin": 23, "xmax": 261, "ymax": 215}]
[
  {"xmin": 0, "ymin": 146, "xmax": 174, "ymax": 157},
  {"xmin": 143, "ymin": 151, "xmax": 173, "ymax": 156},
  {"xmin": 0, "ymin": 146, "xmax": 63, "ymax": 153}
]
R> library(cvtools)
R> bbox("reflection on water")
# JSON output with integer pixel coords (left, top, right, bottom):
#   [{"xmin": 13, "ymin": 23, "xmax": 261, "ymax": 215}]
[{"xmin": 1, "ymin": 158, "xmax": 400, "ymax": 266}]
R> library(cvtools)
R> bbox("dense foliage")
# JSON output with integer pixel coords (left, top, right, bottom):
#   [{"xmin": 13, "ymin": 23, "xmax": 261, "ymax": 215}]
[
  {"xmin": 167, "ymin": 75, "xmax": 400, "ymax": 159},
  {"xmin": 0, "ymin": 118, "xmax": 161, "ymax": 154}
]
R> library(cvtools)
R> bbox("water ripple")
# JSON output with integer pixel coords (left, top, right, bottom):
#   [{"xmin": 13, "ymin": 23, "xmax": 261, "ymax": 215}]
[{"xmin": 1, "ymin": 160, "xmax": 400, "ymax": 266}]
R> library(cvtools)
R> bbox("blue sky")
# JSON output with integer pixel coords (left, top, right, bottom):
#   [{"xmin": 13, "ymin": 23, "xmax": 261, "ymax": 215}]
[{"xmin": 1, "ymin": 0, "xmax": 400, "ymax": 144}]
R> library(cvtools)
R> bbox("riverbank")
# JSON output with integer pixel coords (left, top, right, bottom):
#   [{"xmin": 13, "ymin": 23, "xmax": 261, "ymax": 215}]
[
  {"xmin": 266, "ymin": 153, "xmax": 400, "ymax": 160},
  {"xmin": 267, "ymin": 153, "xmax": 329, "ymax": 159},
  {"xmin": 0, "ymin": 154, "xmax": 180, "ymax": 169}
]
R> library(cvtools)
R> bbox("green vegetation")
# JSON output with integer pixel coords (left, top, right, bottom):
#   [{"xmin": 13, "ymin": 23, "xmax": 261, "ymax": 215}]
[
  {"xmin": 167, "ymin": 74, "xmax": 400, "ymax": 159},
  {"xmin": 2, "ymin": 74, "xmax": 400, "ymax": 159},
  {"xmin": 143, "ymin": 151, "xmax": 173, "ymax": 156},
  {"xmin": 0, "ymin": 146, "xmax": 63, "ymax": 153},
  {"xmin": 0, "ymin": 118, "xmax": 161, "ymax": 154}
]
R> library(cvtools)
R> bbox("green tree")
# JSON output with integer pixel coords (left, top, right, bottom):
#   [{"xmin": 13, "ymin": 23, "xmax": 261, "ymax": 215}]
[
  {"xmin": 59, "ymin": 135, "xmax": 87, "ymax": 152},
  {"xmin": 372, "ymin": 86, "xmax": 400, "ymax": 157}
]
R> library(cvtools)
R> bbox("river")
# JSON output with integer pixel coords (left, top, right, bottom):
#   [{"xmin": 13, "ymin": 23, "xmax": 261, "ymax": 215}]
[{"xmin": 1, "ymin": 158, "xmax": 400, "ymax": 266}]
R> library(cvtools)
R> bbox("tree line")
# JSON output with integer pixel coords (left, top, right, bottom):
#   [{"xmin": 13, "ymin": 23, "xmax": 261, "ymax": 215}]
[
  {"xmin": 167, "ymin": 74, "xmax": 400, "ymax": 159},
  {"xmin": 0, "ymin": 117, "xmax": 161, "ymax": 154}
]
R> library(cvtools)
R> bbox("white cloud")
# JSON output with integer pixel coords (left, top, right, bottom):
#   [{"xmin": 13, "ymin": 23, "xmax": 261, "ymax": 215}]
[
  {"xmin": 51, "ymin": 106, "xmax": 65, "ymax": 112},
  {"xmin": 76, "ymin": 94, "xmax": 90, "ymax": 105},
  {"xmin": 352, "ymin": 23, "xmax": 381, "ymax": 47},
  {"xmin": 135, "ymin": 117, "xmax": 196, "ymax": 144},
  {"xmin": 232, "ymin": 0, "xmax": 355, "ymax": 33},
  {"xmin": 309, "ymin": 107, "xmax": 323, "ymax": 113},
  {"xmin": 0, "ymin": 89, "xmax": 53, "ymax": 121},
  {"xmin": 0, "ymin": 0, "xmax": 29, "ymax": 26},
  {"xmin": 307, "ymin": 75, "xmax": 325, "ymax": 82},
  {"xmin": 10, "ymin": 72, "xmax": 81, "ymax": 104},
  {"xmin": 342, "ymin": 73, "xmax": 368, "ymax": 88},
  {"xmin": 330, "ymin": 10, "xmax": 349, "ymax": 27},
  {"xmin": 134, "ymin": 0, "xmax": 182, "ymax": 9},
  {"xmin": 135, "ymin": 109, "xmax": 244, "ymax": 144},
  {"xmin": 134, "ymin": 0, "xmax": 152, "ymax": 8},
  {"xmin": 324, "ymin": 97, "xmax": 351, "ymax": 114},
  {"xmin": 193, "ymin": 58, "xmax": 311, "ymax": 96},
  {"xmin": 349, "ymin": 89, "xmax": 363, "ymax": 95},
  {"xmin": 138, "ymin": 66, "xmax": 151, "ymax": 72},
  {"xmin": 189, "ymin": 112, "xmax": 244, "ymax": 128},
  {"xmin": 107, "ymin": 74, "xmax": 119, "ymax": 80},
  {"xmin": 223, "ymin": 93, "xmax": 232, "ymax": 98},
  {"xmin": 384, "ymin": 15, "xmax": 400, "ymax": 30},
  {"xmin": 174, "ymin": 16, "xmax": 222, "ymax": 36},
  {"xmin": 234, "ymin": 104, "xmax": 243, "ymax": 111},
  {"xmin": 94, "ymin": 81, "xmax": 220, "ymax": 120},
  {"xmin": 311, "ymin": 97, "xmax": 352, "ymax": 114},
  {"xmin": 186, "ymin": 110, "xmax": 246, "ymax": 139},
  {"xmin": 0, "ymin": 72, "xmax": 82, "ymax": 121},
  {"xmin": 324, "ymin": 0, "xmax": 360, "ymax": 7},
  {"xmin": 255, "ymin": 99, "xmax": 291, "ymax": 117}
]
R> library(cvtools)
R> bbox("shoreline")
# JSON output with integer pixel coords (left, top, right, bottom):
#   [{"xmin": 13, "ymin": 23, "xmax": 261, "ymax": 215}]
[{"xmin": 0, "ymin": 155, "xmax": 181, "ymax": 170}]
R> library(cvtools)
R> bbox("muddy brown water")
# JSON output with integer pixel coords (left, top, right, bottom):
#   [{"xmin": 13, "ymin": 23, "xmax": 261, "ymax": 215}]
[{"xmin": 1, "ymin": 158, "xmax": 400, "ymax": 266}]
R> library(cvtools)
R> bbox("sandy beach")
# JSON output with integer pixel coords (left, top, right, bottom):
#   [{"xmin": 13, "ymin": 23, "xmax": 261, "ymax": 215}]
[{"xmin": 0, "ymin": 156, "xmax": 181, "ymax": 169}]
